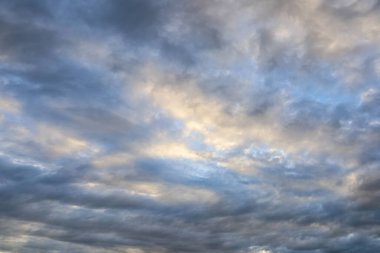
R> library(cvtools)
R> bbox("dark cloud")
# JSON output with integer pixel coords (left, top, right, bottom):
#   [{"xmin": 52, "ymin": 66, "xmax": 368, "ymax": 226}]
[
  {"xmin": 0, "ymin": 0, "xmax": 53, "ymax": 20},
  {"xmin": 0, "ymin": 18, "xmax": 60, "ymax": 64},
  {"xmin": 81, "ymin": 0, "xmax": 164, "ymax": 41}
]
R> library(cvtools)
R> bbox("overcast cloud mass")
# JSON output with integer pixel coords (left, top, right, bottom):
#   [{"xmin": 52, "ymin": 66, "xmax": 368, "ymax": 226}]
[{"xmin": 1, "ymin": 0, "xmax": 380, "ymax": 252}]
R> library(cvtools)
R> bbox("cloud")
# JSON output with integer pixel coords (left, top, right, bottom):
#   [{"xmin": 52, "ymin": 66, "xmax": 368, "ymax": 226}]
[{"xmin": 1, "ymin": 0, "xmax": 380, "ymax": 252}]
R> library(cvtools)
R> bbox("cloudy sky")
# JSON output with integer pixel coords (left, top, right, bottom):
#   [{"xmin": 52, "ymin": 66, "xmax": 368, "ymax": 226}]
[{"xmin": 1, "ymin": 0, "xmax": 380, "ymax": 252}]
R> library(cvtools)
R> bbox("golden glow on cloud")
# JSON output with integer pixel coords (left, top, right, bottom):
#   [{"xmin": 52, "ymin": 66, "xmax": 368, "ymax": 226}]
[
  {"xmin": 134, "ymin": 63, "xmax": 356, "ymax": 165},
  {"xmin": 37, "ymin": 125, "xmax": 99, "ymax": 157},
  {"xmin": 0, "ymin": 95, "xmax": 20, "ymax": 113},
  {"xmin": 128, "ymin": 182, "xmax": 219, "ymax": 204},
  {"xmin": 80, "ymin": 181, "xmax": 219, "ymax": 204},
  {"xmin": 93, "ymin": 152, "xmax": 133, "ymax": 168}
]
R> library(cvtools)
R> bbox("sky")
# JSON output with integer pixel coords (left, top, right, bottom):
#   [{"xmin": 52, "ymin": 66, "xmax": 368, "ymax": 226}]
[{"xmin": 0, "ymin": 0, "xmax": 380, "ymax": 252}]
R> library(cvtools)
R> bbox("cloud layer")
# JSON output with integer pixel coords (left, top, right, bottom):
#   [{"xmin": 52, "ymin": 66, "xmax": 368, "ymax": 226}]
[{"xmin": 1, "ymin": 1, "xmax": 380, "ymax": 252}]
